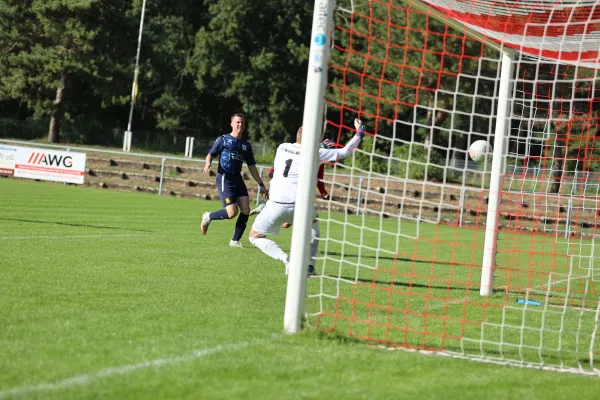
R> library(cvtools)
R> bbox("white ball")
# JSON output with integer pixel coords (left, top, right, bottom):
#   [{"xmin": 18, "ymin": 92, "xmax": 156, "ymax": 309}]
[{"xmin": 468, "ymin": 140, "xmax": 493, "ymax": 162}]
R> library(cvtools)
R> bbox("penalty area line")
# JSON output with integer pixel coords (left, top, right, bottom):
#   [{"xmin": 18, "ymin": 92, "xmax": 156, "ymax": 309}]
[
  {"xmin": 0, "ymin": 335, "xmax": 281, "ymax": 399},
  {"xmin": 0, "ymin": 234, "xmax": 145, "ymax": 240}
]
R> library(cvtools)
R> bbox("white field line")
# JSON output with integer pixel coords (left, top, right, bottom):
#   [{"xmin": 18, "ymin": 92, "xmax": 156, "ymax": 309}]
[
  {"xmin": 0, "ymin": 335, "xmax": 280, "ymax": 399},
  {"xmin": 0, "ymin": 234, "xmax": 145, "ymax": 240},
  {"xmin": 379, "ymin": 345, "xmax": 600, "ymax": 377}
]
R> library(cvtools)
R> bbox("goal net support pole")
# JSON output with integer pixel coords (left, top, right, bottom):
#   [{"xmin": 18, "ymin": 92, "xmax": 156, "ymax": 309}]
[
  {"xmin": 284, "ymin": 0, "xmax": 335, "ymax": 334},
  {"xmin": 480, "ymin": 51, "xmax": 514, "ymax": 296}
]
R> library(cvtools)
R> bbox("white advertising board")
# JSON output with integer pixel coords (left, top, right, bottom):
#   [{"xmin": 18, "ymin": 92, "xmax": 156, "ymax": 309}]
[
  {"xmin": 0, "ymin": 145, "xmax": 18, "ymax": 177},
  {"xmin": 13, "ymin": 147, "xmax": 87, "ymax": 184}
]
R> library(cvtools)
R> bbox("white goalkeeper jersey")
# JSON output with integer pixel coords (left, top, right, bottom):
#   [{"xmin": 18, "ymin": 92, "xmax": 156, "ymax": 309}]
[{"xmin": 269, "ymin": 135, "xmax": 361, "ymax": 204}]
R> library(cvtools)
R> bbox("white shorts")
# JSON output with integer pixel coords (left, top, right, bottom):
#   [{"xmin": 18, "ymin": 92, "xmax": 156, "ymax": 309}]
[{"xmin": 252, "ymin": 201, "xmax": 317, "ymax": 236}]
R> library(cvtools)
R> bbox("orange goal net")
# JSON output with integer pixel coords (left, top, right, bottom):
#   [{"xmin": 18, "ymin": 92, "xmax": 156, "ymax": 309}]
[{"xmin": 306, "ymin": 0, "xmax": 600, "ymax": 374}]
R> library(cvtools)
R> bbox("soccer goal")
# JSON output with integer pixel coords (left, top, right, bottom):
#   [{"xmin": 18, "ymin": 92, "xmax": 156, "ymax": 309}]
[{"xmin": 286, "ymin": 0, "xmax": 600, "ymax": 375}]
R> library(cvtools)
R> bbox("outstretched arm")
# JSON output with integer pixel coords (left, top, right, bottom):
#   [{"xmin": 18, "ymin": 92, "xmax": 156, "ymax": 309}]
[{"xmin": 319, "ymin": 118, "xmax": 366, "ymax": 163}]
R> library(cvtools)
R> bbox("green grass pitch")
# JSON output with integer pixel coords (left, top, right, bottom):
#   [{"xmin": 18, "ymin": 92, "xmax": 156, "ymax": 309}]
[{"xmin": 1, "ymin": 178, "xmax": 600, "ymax": 399}]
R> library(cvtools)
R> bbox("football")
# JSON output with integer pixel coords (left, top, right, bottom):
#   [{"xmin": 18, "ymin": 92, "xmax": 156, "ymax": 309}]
[{"xmin": 468, "ymin": 140, "xmax": 493, "ymax": 162}]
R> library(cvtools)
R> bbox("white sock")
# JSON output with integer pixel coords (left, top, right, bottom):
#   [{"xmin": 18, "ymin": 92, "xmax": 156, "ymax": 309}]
[
  {"xmin": 249, "ymin": 236, "xmax": 288, "ymax": 263},
  {"xmin": 310, "ymin": 222, "xmax": 320, "ymax": 266}
]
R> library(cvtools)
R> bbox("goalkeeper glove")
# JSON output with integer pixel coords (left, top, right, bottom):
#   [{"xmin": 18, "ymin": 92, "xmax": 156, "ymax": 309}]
[
  {"xmin": 354, "ymin": 118, "xmax": 366, "ymax": 139},
  {"xmin": 320, "ymin": 138, "xmax": 335, "ymax": 149}
]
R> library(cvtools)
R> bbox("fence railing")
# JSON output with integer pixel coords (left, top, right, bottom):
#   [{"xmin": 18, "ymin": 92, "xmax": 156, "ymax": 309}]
[
  {"xmin": 0, "ymin": 138, "xmax": 272, "ymax": 204},
  {"xmin": 2, "ymin": 139, "xmax": 591, "ymax": 229}
]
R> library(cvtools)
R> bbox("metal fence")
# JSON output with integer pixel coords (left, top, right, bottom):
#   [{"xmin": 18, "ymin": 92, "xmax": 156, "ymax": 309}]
[{"xmin": 0, "ymin": 138, "xmax": 272, "ymax": 205}]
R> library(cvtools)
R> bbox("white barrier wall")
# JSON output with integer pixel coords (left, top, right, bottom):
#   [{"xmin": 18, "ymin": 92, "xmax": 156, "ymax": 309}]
[
  {"xmin": 0, "ymin": 145, "xmax": 86, "ymax": 184},
  {"xmin": 0, "ymin": 144, "xmax": 18, "ymax": 176}
]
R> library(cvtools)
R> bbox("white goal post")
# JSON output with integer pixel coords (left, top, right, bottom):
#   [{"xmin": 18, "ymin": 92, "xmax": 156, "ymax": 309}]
[
  {"xmin": 480, "ymin": 51, "xmax": 513, "ymax": 296},
  {"xmin": 284, "ymin": 0, "xmax": 336, "ymax": 334}
]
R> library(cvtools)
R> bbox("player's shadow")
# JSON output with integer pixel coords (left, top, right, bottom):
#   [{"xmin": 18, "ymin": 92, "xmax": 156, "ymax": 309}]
[
  {"xmin": 332, "ymin": 276, "xmax": 527, "ymax": 297},
  {"xmin": 322, "ymin": 252, "xmax": 456, "ymax": 291},
  {"xmin": 335, "ymin": 276, "xmax": 463, "ymax": 292},
  {"xmin": 0, "ymin": 217, "xmax": 152, "ymax": 233},
  {"xmin": 322, "ymin": 251, "xmax": 523, "ymax": 296},
  {"xmin": 322, "ymin": 251, "xmax": 433, "ymax": 265}
]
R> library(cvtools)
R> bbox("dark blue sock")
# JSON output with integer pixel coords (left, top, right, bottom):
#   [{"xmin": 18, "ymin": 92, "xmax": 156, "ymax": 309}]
[
  {"xmin": 209, "ymin": 209, "xmax": 229, "ymax": 220},
  {"xmin": 232, "ymin": 213, "xmax": 249, "ymax": 241}
]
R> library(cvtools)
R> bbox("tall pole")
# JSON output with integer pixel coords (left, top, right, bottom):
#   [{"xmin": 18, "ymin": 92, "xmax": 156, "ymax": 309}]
[
  {"xmin": 124, "ymin": 0, "xmax": 148, "ymax": 152},
  {"xmin": 480, "ymin": 51, "xmax": 514, "ymax": 296},
  {"xmin": 283, "ymin": 0, "xmax": 335, "ymax": 334}
]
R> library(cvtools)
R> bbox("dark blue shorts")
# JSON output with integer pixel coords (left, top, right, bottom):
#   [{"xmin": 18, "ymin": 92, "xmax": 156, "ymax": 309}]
[{"xmin": 216, "ymin": 173, "xmax": 249, "ymax": 207}]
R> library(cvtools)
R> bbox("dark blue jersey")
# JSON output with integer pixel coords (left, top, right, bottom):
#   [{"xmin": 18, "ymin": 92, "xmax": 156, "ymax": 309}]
[{"xmin": 208, "ymin": 134, "xmax": 256, "ymax": 176}]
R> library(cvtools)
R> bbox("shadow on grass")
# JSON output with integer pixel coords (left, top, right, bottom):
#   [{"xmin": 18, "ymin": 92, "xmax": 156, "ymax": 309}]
[
  {"xmin": 314, "ymin": 329, "xmax": 364, "ymax": 345},
  {"xmin": 336, "ymin": 275, "xmax": 468, "ymax": 292},
  {"xmin": 324, "ymin": 275, "xmax": 524, "ymax": 299},
  {"xmin": 0, "ymin": 217, "xmax": 153, "ymax": 233},
  {"xmin": 321, "ymin": 252, "xmax": 525, "ymax": 297},
  {"xmin": 322, "ymin": 251, "xmax": 434, "ymax": 265}
]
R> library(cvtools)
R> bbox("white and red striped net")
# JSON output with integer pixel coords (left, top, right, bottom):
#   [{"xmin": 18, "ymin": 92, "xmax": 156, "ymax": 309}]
[
  {"xmin": 307, "ymin": 0, "xmax": 600, "ymax": 374},
  {"xmin": 423, "ymin": 0, "xmax": 600, "ymax": 68}
]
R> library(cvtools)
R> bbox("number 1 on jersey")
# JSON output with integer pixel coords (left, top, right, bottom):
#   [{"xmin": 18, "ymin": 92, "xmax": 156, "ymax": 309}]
[{"xmin": 283, "ymin": 159, "xmax": 293, "ymax": 177}]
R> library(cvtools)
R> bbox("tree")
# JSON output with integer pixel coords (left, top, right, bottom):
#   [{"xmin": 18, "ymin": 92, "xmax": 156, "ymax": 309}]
[
  {"xmin": 190, "ymin": 0, "xmax": 313, "ymax": 145},
  {"xmin": 0, "ymin": 0, "xmax": 132, "ymax": 143},
  {"xmin": 126, "ymin": 0, "xmax": 208, "ymax": 146}
]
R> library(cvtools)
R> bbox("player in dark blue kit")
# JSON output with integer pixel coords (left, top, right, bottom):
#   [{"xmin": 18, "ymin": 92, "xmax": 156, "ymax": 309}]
[{"xmin": 201, "ymin": 114, "xmax": 268, "ymax": 247}]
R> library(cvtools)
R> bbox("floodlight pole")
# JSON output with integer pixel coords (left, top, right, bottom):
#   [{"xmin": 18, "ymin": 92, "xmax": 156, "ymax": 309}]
[
  {"xmin": 124, "ymin": 0, "xmax": 148, "ymax": 152},
  {"xmin": 283, "ymin": 0, "xmax": 335, "ymax": 334},
  {"xmin": 480, "ymin": 51, "xmax": 514, "ymax": 296}
]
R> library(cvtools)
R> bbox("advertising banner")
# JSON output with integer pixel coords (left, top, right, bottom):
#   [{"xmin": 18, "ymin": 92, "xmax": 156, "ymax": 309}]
[{"xmin": 13, "ymin": 147, "xmax": 87, "ymax": 184}]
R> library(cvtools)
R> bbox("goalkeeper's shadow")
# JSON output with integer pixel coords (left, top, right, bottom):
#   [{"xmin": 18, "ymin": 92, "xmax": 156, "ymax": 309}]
[
  {"xmin": 334, "ymin": 276, "xmax": 464, "ymax": 292},
  {"xmin": 322, "ymin": 251, "xmax": 525, "ymax": 296},
  {"xmin": 321, "ymin": 251, "xmax": 433, "ymax": 264}
]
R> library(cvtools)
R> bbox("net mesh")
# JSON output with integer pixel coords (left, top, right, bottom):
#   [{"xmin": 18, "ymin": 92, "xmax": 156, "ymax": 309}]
[{"xmin": 306, "ymin": 0, "xmax": 600, "ymax": 374}]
